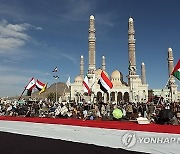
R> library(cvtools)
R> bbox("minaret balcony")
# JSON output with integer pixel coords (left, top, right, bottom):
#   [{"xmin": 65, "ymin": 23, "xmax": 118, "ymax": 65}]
[
  {"xmin": 167, "ymin": 57, "xmax": 174, "ymax": 61},
  {"xmin": 128, "ymin": 39, "xmax": 135, "ymax": 43},
  {"xmin": 88, "ymin": 37, "xmax": 96, "ymax": 41},
  {"xmin": 128, "ymin": 31, "xmax": 135, "ymax": 35}
]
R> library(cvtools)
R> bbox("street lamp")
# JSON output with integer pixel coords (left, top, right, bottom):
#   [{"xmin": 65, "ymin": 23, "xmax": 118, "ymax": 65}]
[{"xmin": 52, "ymin": 67, "xmax": 59, "ymax": 103}]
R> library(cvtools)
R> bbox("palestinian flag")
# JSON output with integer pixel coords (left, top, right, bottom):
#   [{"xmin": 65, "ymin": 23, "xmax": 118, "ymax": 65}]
[
  {"xmin": 36, "ymin": 80, "xmax": 47, "ymax": 94},
  {"xmin": 83, "ymin": 75, "xmax": 90, "ymax": 95},
  {"xmin": 171, "ymin": 59, "xmax": 180, "ymax": 81},
  {"xmin": 98, "ymin": 71, "xmax": 113, "ymax": 93},
  {"xmin": 26, "ymin": 78, "xmax": 36, "ymax": 96}
]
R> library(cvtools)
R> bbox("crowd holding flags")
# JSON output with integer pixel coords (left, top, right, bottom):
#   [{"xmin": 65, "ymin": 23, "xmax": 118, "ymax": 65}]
[
  {"xmin": 26, "ymin": 79, "xmax": 47, "ymax": 95},
  {"xmin": 20, "ymin": 64, "xmax": 114, "ymax": 99},
  {"xmin": 18, "ymin": 78, "xmax": 47, "ymax": 100}
]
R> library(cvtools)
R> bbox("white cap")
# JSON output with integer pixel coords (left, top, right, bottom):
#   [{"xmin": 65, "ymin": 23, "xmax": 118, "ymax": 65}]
[
  {"xmin": 142, "ymin": 62, "xmax": 145, "ymax": 65},
  {"xmin": 168, "ymin": 47, "xmax": 172, "ymax": 52},
  {"xmin": 90, "ymin": 15, "xmax": 95, "ymax": 20},
  {"xmin": 81, "ymin": 55, "xmax": 83, "ymax": 58},
  {"xmin": 129, "ymin": 17, "xmax": 133, "ymax": 22}
]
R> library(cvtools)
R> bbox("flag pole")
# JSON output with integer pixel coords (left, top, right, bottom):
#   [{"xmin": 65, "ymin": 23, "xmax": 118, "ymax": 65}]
[
  {"xmin": 18, "ymin": 77, "xmax": 34, "ymax": 101},
  {"xmin": 63, "ymin": 86, "xmax": 66, "ymax": 97},
  {"xmin": 56, "ymin": 79, "xmax": 57, "ymax": 103},
  {"xmin": 18, "ymin": 88, "xmax": 26, "ymax": 101},
  {"xmin": 52, "ymin": 67, "xmax": 58, "ymax": 103}
]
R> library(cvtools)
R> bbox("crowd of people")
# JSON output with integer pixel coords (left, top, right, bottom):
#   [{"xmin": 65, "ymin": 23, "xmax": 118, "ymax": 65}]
[{"xmin": 0, "ymin": 98, "xmax": 180, "ymax": 125}]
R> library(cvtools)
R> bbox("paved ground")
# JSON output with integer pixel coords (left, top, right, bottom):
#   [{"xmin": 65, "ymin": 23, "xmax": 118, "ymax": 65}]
[{"xmin": 0, "ymin": 131, "xmax": 143, "ymax": 154}]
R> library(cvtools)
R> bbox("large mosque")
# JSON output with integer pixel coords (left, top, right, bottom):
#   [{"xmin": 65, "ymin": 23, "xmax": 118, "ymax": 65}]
[
  {"xmin": 70, "ymin": 15, "xmax": 148, "ymax": 104},
  {"xmin": 70, "ymin": 15, "xmax": 179, "ymax": 103}
]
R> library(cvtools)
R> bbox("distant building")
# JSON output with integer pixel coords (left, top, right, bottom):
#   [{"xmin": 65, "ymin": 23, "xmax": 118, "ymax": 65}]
[{"xmin": 148, "ymin": 89, "xmax": 170, "ymax": 102}]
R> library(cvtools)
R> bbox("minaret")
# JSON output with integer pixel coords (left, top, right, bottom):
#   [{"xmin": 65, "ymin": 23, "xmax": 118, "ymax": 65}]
[
  {"xmin": 127, "ymin": 17, "xmax": 149, "ymax": 103},
  {"xmin": 102, "ymin": 55, "xmax": 106, "ymax": 71},
  {"xmin": 168, "ymin": 48, "xmax": 174, "ymax": 79},
  {"xmin": 88, "ymin": 15, "xmax": 96, "ymax": 78},
  {"xmin": 167, "ymin": 47, "xmax": 178, "ymax": 102},
  {"xmin": 80, "ymin": 55, "xmax": 84, "ymax": 78},
  {"xmin": 141, "ymin": 62, "xmax": 146, "ymax": 84},
  {"xmin": 128, "ymin": 17, "xmax": 136, "ymax": 75}
]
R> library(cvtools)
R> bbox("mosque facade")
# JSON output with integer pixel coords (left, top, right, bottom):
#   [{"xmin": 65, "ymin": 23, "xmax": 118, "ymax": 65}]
[{"xmin": 70, "ymin": 15, "xmax": 149, "ymax": 104}]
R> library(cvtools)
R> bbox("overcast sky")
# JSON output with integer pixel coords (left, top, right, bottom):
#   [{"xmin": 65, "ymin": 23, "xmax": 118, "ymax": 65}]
[{"xmin": 0, "ymin": 0, "xmax": 179, "ymax": 97}]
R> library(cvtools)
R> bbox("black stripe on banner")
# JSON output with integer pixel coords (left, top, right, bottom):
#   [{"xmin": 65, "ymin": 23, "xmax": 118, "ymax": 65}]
[
  {"xmin": 0, "ymin": 131, "xmax": 145, "ymax": 154},
  {"xmin": 36, "ymin": 86, "xmax": 42, "ymax": 91},
  {"xmin": 98, "ymin": 79, "xmax": 107, "ymax": 93}
]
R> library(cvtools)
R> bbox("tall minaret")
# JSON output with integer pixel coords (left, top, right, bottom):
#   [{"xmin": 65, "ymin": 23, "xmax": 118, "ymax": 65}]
[
  {"xmin": 141, "ymin": 62, "xmax": 146, "ymax": 84},
  {"xmin": 102, "ymin": 55, "xmax": 106, "ymax": 71},
  {"xmin": 167, "ymin": 47, "xmax": 178, "ymax": 102},
  {"xmin": 168, "ymin": 48, "xmax": 174, "ymax": 79},
  {"xmin": 80, "ymin": 55, "xmax": 84, "ymax": 78},
  {"xmin": 128, "ymin": 17, "xmax": 136, "ymax": 75},
  {"xmin": 88, "ymin": 15, "xmax": 96, "ymax": 78}
]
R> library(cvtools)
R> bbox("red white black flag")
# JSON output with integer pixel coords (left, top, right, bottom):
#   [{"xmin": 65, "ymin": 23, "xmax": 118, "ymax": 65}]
[
  {"xmin": 25, "ymin": 78, "xmax": 36, "ymax": 96},
  {"xmin": 83, "ymin": 75, "xmax": 90, "ymax": 95},
  {"xmin": 36, "ymin": 79, "xmax": 47, "ymax": 94},
  {"xmin": 98, "ymin": 71, "xmax": 113, "ymax": 93}
]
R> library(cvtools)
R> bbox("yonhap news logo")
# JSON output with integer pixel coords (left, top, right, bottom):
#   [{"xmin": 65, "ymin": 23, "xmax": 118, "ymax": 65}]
[
  {"xmin": 121, "ymin": 132, "xmax": 180, "ymax": 149},
  {"xmin": 121, "ymin": 132, "xmax": 137, "ymax": 148}
]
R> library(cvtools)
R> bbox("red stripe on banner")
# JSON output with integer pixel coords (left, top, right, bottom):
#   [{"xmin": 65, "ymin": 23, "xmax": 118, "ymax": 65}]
[
  {"xmin": 1, "ymin": 116, "xmax": 180, "ymax": 134},
  {"xmin": 83, "ymin": 81, "xmax": 90, "ymax": 94},
  {"xmin": 37, "ymin": 80, "xmax": 45, "ymax": 87},
  {"xmin": 25, "ymin": 77, "xmax": 34, "ymax": 89},
  {"xmin": 29, "ymin": 84, "xmax": 36, "ymax": 90},
  {"xmin": 101, "ymin": 71, "xmax": 113, "ymax": 89}
]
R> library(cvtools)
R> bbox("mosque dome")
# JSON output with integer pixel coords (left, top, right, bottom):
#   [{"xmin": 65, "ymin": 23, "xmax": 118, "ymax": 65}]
[
  {"xmin": 110, "ymin": 70, "xmax": 129, "ymax": 87},
  {"xmin": 74, "ymin": 75, "xmax": 83, "ymax": 83},
  {"xmin": 95, "ymin": 68, "xmax": 109, "ymax": 79},
  {"xmin": 111, "ymin": 70, "xmax": 121, "ymax": 80}
]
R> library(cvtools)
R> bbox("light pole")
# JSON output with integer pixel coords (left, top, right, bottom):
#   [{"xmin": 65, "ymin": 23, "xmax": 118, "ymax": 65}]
[
  {"xmin": 55, "ymin": 78, "xmax": 58, "ymax": 103},
  {"xmin": 52, "ymin": 67, "xmax": 59, "ymax": 103}
]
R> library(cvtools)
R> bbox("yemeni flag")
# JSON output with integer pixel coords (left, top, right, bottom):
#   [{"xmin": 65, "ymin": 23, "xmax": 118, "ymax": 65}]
[
  {"xmin": 36, "ymin": 80, "xmax": 47, "ymax": 94},
  {"xmin": 98, "ymin": 71, "xmax": 113, "ymax": 93},
  {"xmin": 26, "ymin": 78, "xmax": 36, "ymax": 96},
  {"xmin": 83, "ymin": 75, "xmax": 90, "ymax": 95},
  {"xmin": 171, "ymin": 59, "xmax": 180, "ymax": 81}
]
